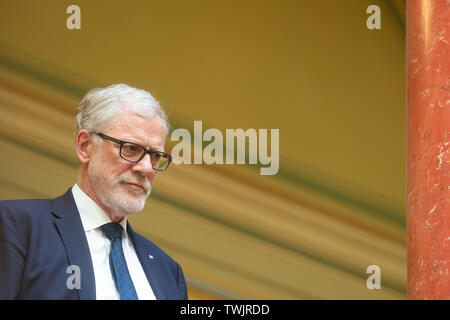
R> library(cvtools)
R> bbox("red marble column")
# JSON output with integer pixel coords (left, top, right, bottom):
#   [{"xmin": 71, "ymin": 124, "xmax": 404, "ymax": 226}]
[{"xmin": 407, "ymin": 0, "xmax": 450, "ymax": 299}]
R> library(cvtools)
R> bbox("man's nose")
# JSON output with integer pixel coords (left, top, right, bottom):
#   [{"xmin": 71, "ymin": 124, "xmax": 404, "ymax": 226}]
[{"xmin": 132, "ymin": 153, "xmax": 156, "ymax": 176}]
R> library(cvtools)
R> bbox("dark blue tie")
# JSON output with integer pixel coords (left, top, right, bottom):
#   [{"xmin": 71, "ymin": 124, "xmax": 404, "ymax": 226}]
[{"xmin": 101, "ymin": 222, "xmax": 138, "ymax": 300}]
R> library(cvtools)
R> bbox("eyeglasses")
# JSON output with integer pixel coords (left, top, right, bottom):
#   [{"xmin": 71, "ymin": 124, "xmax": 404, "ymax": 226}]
[{"xmin": 91, "ymin": 132, "xmax": 172, "ymax": 171}]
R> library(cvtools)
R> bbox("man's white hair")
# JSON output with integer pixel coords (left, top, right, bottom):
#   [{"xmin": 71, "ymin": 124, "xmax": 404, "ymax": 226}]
[{"xmin": 75, "ymin": 83, "xmax": 170, "ymax": 139}]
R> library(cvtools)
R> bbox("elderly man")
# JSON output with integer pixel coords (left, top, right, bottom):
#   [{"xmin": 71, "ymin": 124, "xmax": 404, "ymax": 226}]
[{"xmin": 0, "ymin": 84, "xmax": 188, "ymax": 300}]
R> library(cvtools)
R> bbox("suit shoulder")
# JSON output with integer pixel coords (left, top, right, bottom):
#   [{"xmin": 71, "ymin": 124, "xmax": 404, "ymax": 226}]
[{"xmin": 0, "ymin": 198, "xmax": 53, "ymax": 219}]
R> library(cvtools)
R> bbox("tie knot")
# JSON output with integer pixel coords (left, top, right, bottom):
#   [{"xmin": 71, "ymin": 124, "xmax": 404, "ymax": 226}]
[{"xmin": 101, "ymin": 222, "xmax": 123, "ymax": 241}]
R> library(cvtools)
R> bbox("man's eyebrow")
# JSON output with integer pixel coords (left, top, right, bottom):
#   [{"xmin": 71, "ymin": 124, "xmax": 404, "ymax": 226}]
[
  {"xmin": 118, "ymin": 135, "xmax": 165, "ymax": 151},
  {"xmin": 142, "ymin": 141, "xmax": 165, "ymax": 152},
  {"xmin": 153, "ymin": 146, "xmax": 165, "ymax": 152}
]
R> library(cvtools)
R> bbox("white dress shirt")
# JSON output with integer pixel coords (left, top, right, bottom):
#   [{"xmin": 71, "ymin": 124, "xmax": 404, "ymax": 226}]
[{"xmin": 71, "ymin": 184, "xmax": 156, "ymax": 300}]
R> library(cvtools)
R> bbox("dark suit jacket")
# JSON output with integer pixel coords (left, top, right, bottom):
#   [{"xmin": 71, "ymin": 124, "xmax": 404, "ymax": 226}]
[{"xmin": 0, "ymin": 188, "xmax": 188, "ymax": 300}]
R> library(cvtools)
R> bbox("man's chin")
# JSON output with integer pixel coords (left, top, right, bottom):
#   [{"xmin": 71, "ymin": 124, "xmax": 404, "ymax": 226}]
[
  {"xmin": 101, "ymin": 189, "xmax": 148, "ymax": 217},
  {"xmin": 116, "ymin": 199, "xmax": 146, "ymax": 216}
]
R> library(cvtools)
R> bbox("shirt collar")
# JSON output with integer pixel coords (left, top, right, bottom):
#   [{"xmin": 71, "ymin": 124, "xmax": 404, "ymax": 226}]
[{"xmin": 72, "ymin": 184, "xmax": 128, "ymax": 236}]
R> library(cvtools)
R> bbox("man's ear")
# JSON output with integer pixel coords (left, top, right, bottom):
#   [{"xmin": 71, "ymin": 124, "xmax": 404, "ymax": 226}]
[{"xmin": 76, "ymin": 130, "xmax": 92, "ymax": 164}]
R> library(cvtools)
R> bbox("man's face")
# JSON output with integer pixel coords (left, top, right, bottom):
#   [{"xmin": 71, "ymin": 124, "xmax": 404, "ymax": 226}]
[{"xmin": 87, "ymin": 109, "xmax": 166, "ymax": 218}]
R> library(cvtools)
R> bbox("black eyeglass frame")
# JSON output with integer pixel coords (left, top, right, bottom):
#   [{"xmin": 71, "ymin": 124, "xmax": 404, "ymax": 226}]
[{"xmin": 91, "ymin": 132, "xmax": 172, "ymax": 171}]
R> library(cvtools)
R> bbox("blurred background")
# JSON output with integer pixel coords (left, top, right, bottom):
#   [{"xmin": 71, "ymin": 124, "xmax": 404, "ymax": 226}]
[{"xmin": 0, "ymin": 0, "xmax": 406, "ymax": 299}]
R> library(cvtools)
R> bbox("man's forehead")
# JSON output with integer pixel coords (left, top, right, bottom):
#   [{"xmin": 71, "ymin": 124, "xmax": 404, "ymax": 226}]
[
  {"xmin": 105, "ymin": 111, "xmax": 163, "ymax": 131},
  {"xmin": 101, "ymin": 111, "xmax": 165, "ymax": 147}
]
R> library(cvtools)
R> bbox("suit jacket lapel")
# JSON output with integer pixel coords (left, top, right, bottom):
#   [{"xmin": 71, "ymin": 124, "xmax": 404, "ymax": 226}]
[
  {"xmin": 52, "ymin": 189, "xmax": 96, "ymax": 300},
  {"xmin": 127, "ymin": 223, "xmax": 167, "ymax": 300}
]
